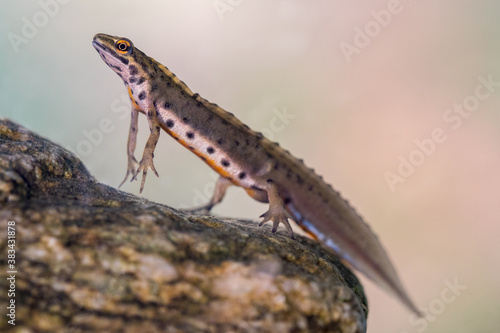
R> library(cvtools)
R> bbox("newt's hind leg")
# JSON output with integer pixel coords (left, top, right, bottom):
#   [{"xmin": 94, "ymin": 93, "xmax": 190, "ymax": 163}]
[
  {"xmin": 185, "ymin": 176, "xmax": 232, "ymax": 213},
  {"xmin": 259, "ymin": 179, "xmax": 295, "ymax": 239},
  {"xmin": 119, "ymin": 107, "xmax": 139, "ymax": 188}
]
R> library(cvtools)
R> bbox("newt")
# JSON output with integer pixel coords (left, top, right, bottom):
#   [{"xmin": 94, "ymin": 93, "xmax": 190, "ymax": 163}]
[{"xmin": 92, "ymin": 33, "xmax": 420, "ymax": 315}]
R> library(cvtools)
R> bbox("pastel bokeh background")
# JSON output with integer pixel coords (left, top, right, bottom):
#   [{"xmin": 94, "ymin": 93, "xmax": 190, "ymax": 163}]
[{"xmin": 1, "ymin": 1, "xmax": 499, "ymax": 332}]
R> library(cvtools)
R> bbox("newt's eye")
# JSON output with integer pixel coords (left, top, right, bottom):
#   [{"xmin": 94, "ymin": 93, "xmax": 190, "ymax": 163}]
[{"xmin": 115, "ymin": 39, "xmax": 132, "ymax": 54}]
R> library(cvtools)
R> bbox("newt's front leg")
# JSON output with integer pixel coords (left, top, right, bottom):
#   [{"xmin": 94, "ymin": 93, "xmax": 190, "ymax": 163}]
[
  {"xmin": 259, "ymin": 179, "xmax": 295, "ymax": 239},
  {"xmin": 132, "ymin": 108, "xmax": 160, "ymax": 192},
  {"xmin": 119, "ymin": 107, "xmax": 139, "ymax": 188}
]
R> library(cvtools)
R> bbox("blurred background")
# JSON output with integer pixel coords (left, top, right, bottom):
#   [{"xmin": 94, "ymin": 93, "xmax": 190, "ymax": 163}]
[{"xmin": 1, "ymin": 1, "xmax": 499, "ymax": 332}]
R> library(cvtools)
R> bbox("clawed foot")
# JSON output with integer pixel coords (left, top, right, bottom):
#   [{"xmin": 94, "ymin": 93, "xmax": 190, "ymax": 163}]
[
  {"xmin": 259, "ymin": 208, "xmax": 295, "ymax": 239},
  {"xmin": 258, "ymin": 179, "xmax": 295, "ymax": 239},
  {"xmin": 131, "ymin": 153, "xmax": 159, "ymax": 193},
  {"xmin": 118, "ymin": 156, "xmax": 139, "ymax": 189}
]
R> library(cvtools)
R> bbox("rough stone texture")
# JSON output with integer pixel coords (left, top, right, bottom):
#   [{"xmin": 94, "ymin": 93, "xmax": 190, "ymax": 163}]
[{"xmin": 0, "ymin": 119, "xmax": 367, "ymax": 333}]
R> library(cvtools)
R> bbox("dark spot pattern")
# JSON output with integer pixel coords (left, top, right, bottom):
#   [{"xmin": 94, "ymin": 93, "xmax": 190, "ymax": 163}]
[
  {"xmin": 166, "ymin": 120, "xmax": 174, "ymax": 128},
  {"xmin": 207, "ymin": 147, "xmax": 215, "ymax": 154},
  {"xmin": 187, "ymin": 132, "xmax": 195, "ymax": 139},
  {"xmin": 164, "ymin": 102, "xmax": 171, "ymax": 108},
  {"xmin": 150, "ymin": 84, "xmax": 158, "ymax": 92},
  {"xmin": 129, "ymin": 65, "xmax": 139, "ymax": 75},
  {"xmin": 137, "ymin": 77, "xmax": 146, "ymax": 85},
  {"xmin": 139, "ymin": 61, "xmax": 149, "ymax": 73},
  {"xmin": 138, "ymin": 91, "xmax": 146, "ymax": 100},
  {"xmin": 221, "ymin": 159, "xmax": 230, "ymax": 167},
  {"xmin": 116, "ymin": 55, "xmax": 129, "ymax": 65},
  {"xmin": 217, "ymin": 138, "xmax": 225, "ymax": 145},
  {"xmin": 238, "ymin": 172, "xmax": 246, "ymax": 179},
  {"xmin": 182, "ymin": 117, "xmax": 189, "ymax": 123}
]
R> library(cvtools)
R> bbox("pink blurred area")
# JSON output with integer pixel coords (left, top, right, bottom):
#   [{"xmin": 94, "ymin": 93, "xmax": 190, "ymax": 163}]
[{"xmin": 308, "ymin": 1, "xmax": 500, "ymax": 332}]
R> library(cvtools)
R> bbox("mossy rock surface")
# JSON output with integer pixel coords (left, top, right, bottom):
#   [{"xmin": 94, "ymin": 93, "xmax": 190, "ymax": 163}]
[{"xmin": 0, "ymin": 119, "xmax": 367, "ymax": 333}]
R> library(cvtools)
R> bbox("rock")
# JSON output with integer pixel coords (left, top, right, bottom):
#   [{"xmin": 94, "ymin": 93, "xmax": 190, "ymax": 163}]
[{"xmin": 0, "ymin": 119, "xmax": 367, "ymax": 333}]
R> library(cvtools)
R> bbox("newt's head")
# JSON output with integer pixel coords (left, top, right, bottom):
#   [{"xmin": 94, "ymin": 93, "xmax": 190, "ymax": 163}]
[{"xmin": 92, "ymin": 33, "xmax": 151, "ymax": 85}]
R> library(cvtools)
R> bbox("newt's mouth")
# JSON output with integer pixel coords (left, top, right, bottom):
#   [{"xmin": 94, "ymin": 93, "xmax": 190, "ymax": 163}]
[
  {"xmin": 92, "ymin": 34, "xmax": 116, "ymax": 56},
  {"xmin": 92, "ymin": 40, "xmax": 105, "ymax": 51},
  {"xmin": 92, "ymin": 38, "xmax": 113, "ymax": 57}
]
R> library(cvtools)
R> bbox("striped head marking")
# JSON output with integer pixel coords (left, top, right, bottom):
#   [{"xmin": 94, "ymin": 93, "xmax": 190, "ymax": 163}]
[{"xmin": 92, "ymin": 33, "xmax": 151, "ymax": 86}]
